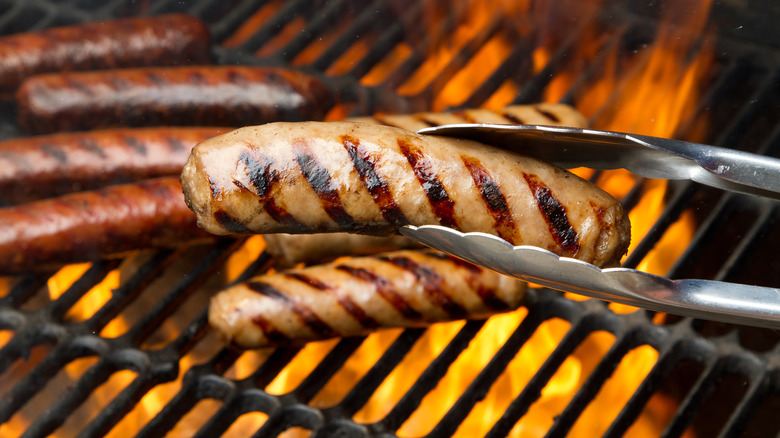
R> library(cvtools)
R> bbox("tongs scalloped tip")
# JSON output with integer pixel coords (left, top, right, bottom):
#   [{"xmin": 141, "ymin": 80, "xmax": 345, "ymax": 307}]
[{"xmin": 400, "ymin": 225, "xmax": 780, "ymax": 329}]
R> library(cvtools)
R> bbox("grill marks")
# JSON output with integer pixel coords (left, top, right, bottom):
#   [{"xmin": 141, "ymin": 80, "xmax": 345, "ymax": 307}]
[
  {"xmin": 294, "ymin": 141, "xmax": 356, "ymax": 229},
  {"xmin": 380, "ymin": 254, "xmax": 469, "ymax": 319},
  {"xmin": 523, "ymin": 173, "xmax": 580, "ymax": 253},
  {"xmin": 341, "ymin": 135, "xmax": 408, "ymax": 226},
  {"xmin": 284, "ymin": 272, "xmax": 381, "ymax": 330},
  {"xmin": 462, "ymin": 156, "xmax": 520, "ymax": 243},
  {"xmin": 230, "ymin": 150, "xmax": 308, "ymax": 231},
  {"xmin": 397, "ymin": 139, "xmax": 458, "ymax": 228},
  {"xmin": 247, "ymin": 281, "xmax": 337, "ymax": 341},
  {"xmin": 336, "ymin": 264, "xmax": 423, "ymax": 320}
]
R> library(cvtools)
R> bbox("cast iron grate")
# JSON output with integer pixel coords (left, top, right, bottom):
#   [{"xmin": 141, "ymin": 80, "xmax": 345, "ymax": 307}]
[{"xmin": 0, "ymin": 0, "xmax": 778, "ymax": 437}]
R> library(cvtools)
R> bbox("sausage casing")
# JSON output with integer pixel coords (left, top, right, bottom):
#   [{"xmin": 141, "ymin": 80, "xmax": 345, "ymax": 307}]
[
  {"xmin": 209, "ymin": 249, "xmax": 527, "ymax": 348},
  {"xmin": 349, "ymin": 103, "xmax": 588, "ymax": 131},
  {"xmin": 0, "ymin": 127, "xmax": 228, "ymax": 205},
  {"xmin": 0, "ymin": 177, "xmax": 212, "ymax": 274},
  {"xmin": 181, "ymin": 121, "xmax": 631, "ymax": 267},
  {"xmin": 16, "ymin": 66, "xmax": 333, "ymax": 134},
  {"xmin": 0, "ymin": 14, "xmax": 211, "ymax": 94}
]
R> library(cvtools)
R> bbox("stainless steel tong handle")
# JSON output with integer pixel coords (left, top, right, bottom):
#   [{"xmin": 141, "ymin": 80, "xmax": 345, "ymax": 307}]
[
  {"xmin": 417, "ymin": 124, "xmax": 780, "ymax": 200},
  {"xmin": 401, "ymin": 225, "xmax": 780, "ymax": 329}
]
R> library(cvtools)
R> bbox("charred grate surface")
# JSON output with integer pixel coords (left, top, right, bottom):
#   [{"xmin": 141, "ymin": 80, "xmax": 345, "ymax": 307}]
[{"xmin": 0, "ymin": 0, "xmax": 779, "ymax": 437}]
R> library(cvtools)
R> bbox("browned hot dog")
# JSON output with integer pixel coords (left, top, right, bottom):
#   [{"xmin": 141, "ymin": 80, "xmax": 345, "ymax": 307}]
[
  {"xmin": 16, "ymin": 66, "xmax": 334, "ymax": 134},
  {"xmin": 0, "ymin": 177, "xmax": 212, "ymax": 274},
  {"xmin": 0, "ymin": 14, "xmax": 211, "ymax": 94},
  {"xmin": 209, "ymin": 249, "xmax": 527, "ymax": 348},
  {"xmin": 181, "ymin": 121, "xmax": 631, "ymax": 268},
  {"xmin": 0, "ymin": 127, "xmax": 228, "ymax": 205}
]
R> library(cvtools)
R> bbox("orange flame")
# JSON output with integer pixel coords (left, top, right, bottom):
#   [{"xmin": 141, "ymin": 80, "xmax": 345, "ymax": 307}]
[{"xmin": 1, "ymin": 0, "xmax": 715, "ymax": 436}]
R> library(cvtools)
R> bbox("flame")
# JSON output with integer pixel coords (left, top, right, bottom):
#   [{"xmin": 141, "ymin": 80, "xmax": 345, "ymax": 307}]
[{"xmin": 0, "ymin": 0, "xmax": 716, "ymax": 436}]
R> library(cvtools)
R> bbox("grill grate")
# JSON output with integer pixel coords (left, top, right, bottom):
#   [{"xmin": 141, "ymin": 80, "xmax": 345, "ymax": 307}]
[{"xmin": 0, "ymin": 0, "xmax": 779, "ymax": 436}]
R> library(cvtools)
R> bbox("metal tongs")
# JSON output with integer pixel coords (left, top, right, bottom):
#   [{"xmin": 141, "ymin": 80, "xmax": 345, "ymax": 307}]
[{"xmin": 400, "ymin": 124, "xmax": 780, "ymax": 328}]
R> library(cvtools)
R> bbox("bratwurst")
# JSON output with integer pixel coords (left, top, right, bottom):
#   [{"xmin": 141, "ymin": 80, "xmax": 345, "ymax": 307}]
[
  {"xmin": 181, "ymin": 121, "xmax": 631, "ymax": 267},
  {"xmin": 209, "ymin": 249, "xmax": 527, "ymax": 348}
]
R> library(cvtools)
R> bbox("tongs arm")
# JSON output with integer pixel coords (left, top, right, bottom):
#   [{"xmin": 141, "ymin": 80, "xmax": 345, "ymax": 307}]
[{"xmin": 417, "ymin": 124, "xmax": 780, "ymax": 200}]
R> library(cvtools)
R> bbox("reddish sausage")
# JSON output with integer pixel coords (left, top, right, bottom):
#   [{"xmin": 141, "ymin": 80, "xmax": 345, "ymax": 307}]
[
  {"xmin": 0, "ymin": 127, "xmax": 228, "ymax": 205},
  {"xmin": 0, "ymin": 177, "xmax": 212, "ymax": 274},
  {"xmin": 0, "ymin": 14, "xmax": 211, "ymax": 94},
  {"xmin": 16, "ymin": 66, "xmax": 334, "ymax": 134}
]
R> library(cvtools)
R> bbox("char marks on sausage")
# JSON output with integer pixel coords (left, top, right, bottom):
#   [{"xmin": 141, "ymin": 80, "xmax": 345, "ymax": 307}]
[
  {"xmin": 342, "ymin": 134, "xmax": 408, "ymax": 227},
  {"xmin": 181, "ymin": 121, "xmax": 631, "ymax": 268}
]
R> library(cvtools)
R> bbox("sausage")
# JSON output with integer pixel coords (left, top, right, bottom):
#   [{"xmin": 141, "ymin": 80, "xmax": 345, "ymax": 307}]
[
  {"xmin": 0, "ymin": 127, "xmax": 228, "ymax": 205},
  {"xmin": 348, "ymin": 103, "xmax": 588, "ymax": 131},
  {"xmin": 209, "ymin": 249, "xmax": 527, "ymax": 348},
  {"xmin": 181, "ymin": 121, "xmax": 631, "ymax": 268},
  {"xmin": 16, "ymin": 66, "xmax": 334, "ymax": 134},
  {"xmin": 0, "ymin": 14, "xmax": 211, "ymax": 94},
  {"xmin": 264, "ymin": 233, "xmax": 423, "ymax": 268},
  {"xmin": 0, "ymin": 177, "xmax": 213, "ymax": 274}
]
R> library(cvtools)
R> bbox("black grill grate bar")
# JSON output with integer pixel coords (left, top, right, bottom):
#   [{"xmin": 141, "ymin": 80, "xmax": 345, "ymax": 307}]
[
  {"xmin": 344, "ymin": 2, "xmax": 425, "ymax": 80},
  {"xmin": 208, "ymin": 0, "xmax": 270, "ymax": 43},
  {"xmin": 276, "ymin": 0, "xmax": 355, "ymax": 63},
  {"xmin": 710, "ymin": 70, "xmax": 780, "ymax": 152},
  {"xmin": 665, "ymin": 193, "xmax": 743, "ymax": 280},
  {"xmin": 713, "ymin": 203, "xmax": 777, "ymax": 282},
  {"xmin": 124, "ymin": 239, "xmax": 240, "ymax": 347},
  {"xmin": 543, "ymin": 326, "xmax": 658, "ymax": 437},
  {"xmin": 716, "ymin": 368, "xmax": 774, "ymax": 438},
  {"xmin": 233, "ymin": 0, "xmax": 312, "ymax": 53},
  {"xmin": 659, "ymin": 354, "xmax": 753, "ymax": 438},
  {"xmin": 135, "ymin": 373, "xmax": 202, "ymax": 438},
  {"xmin": 484, "ymin": 305, "xmax": 613, "ymax": 438},
  {"xmin": 557, "ymin": 32, "xmax": 624, "ymax": 107},
  {"xmin": 601, "ymin": 333, "xmax": 717, "ymax": 437},
  {"xmin": 671, "ymin": 59, "xmax": 749, "ymax": 140},
  {"xmin": 511, "ymin": 18, "xmax": 600, "ymax": 106},
  {"xmin": 1, "ymin": 273, "xmax": 52, "ymax": 312},
  {"xmin": 458, "ymin": 37, "xmax": 535, "ymax": 109},
  {"xmin": 292, "ymin": 337, "xmax": 366, "ymax": 404},
  {"xmin": 84, "ymin": 250, "xmax": 176, "ymax": 334},
  {"xmin": 21, "ymin": 356, "xmax": 116, "ymax": 438},
  {"xmin": 425, "ymin": 311, "xmax": 561, "ymax": 437},
  {"xmin": 309, "ymin": 0, "xmax": 390, "ymax": 71},
  {"xmin": 335, "ymin": 328, "xmax": 425, "ymax": 417},
  {"xmin": 373, "ymin": 10, "xmax": 463, "ymax": 91},
  {"xmin": 0, "ymin": 335, "xmax": 103, "ymax": 424},
  {"xmin": 418, "ymin": 16, "xmax": 505, "ymax": 106},
  {"xmin": 621, "ymin": 183, "xmax": 699, "ymax": 270},
  {"xmin": 78, "ymin": 370, "xmax": 173, "ymax": 438},
  {"xmin": 371, "ymin": 320, "xmax": 487, "ymax": 434},
  {"xmin": 48, "ymin": 261, "xmax": 120, "ymax": 322}
]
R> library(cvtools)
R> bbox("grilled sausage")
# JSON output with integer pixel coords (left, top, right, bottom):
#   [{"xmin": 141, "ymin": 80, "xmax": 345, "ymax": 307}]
[
  {"xmin": 348, "ymin": 103, "xmax": 588, "ymax": 131},
  {"xmin": 16, "ymin": 66, "xmax": 334, "ymax": 134},
  {"xmin": 0, "ymin": 14, "xmax": 211, "ymax": 94},
  {"xmin": 0, "ymin": 127, "xmax": 228, "ymax": 205},
  {"xmin": 209, "ymin": 249, "xmax": 527, "ymax": 348},
  {"xmin": 264, "ymin": 233, "xmax": 423, "ymax": 268},
  {"xmin": 0, "ymin": 177, "xmax": 213, "ymax": 274},
  {"xmin": 181, "ymin": 121, "xmax": 631, "ymax": 268}
]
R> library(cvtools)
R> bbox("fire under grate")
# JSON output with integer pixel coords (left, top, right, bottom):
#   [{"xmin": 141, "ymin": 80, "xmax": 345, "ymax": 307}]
[{"xmin": 0, "ymin": 0, "xmax": 779, "ymax": 437}]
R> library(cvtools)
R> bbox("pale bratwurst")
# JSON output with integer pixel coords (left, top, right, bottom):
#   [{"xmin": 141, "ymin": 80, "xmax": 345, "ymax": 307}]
[{"xmin": 181, "ymin": 121, "xmax": 631, "ymax": 268}]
